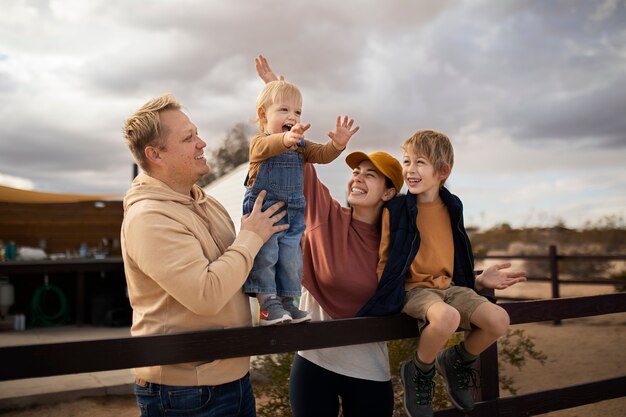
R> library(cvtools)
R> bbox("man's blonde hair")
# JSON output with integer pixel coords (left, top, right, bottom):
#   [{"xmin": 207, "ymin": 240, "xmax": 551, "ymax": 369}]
[
  {"xmin": 123, "ymin": 93, "xmax": 181, "ymax": 172},
  {"xmin": 255, "ymin": 81, "xmax": 302, "ymax": 132},
  {"xmin": 402, "ymin": 129, "xmax": 454, "ymax": 186}
]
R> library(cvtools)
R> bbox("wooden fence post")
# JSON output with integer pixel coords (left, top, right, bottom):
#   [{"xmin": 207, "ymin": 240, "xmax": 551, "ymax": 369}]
[
  {"xmin": 476, "ymin": 288, "xmax": 501, "ymax": 413},
  {"xmin": 477, "ymin": 342, "xmax": 500, "ymax": 406},
  {"xmin": 549, "ymin": 245, "xmax": 561, "ymax": 325}
]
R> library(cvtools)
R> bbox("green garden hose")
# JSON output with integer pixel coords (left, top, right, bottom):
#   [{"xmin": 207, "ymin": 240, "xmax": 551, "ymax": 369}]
[{"xmin": 29, "ymin": 283, "xmax": 70, "ymax": 327}]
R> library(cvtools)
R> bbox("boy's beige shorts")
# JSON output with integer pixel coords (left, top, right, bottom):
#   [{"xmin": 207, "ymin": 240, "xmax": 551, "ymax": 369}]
[{"xmin": 402, "ymin": 285, "xmax": 488, "ymax": 332}]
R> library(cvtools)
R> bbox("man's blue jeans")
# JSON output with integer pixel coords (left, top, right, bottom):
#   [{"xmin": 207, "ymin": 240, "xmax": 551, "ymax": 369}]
[{"xmin": 134, "ymin": 373, "xmax": 256, "ymax": 417}]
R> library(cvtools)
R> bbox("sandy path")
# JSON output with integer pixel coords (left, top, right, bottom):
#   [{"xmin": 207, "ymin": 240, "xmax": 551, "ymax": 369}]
[{"xmin": 499, "ymin": 313, "xmax": 626, "ymax": 416}]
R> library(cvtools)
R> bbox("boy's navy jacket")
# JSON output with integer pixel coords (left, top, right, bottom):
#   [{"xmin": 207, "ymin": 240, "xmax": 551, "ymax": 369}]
[{"xmin": 356, "ymin": 187, "xmax": 476, "ymax": 317}]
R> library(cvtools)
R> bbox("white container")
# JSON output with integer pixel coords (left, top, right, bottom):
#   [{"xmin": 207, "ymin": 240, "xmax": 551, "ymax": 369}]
[{"xmin": 14, "ymin": 313, "xmax": 25, "ymax": 331}]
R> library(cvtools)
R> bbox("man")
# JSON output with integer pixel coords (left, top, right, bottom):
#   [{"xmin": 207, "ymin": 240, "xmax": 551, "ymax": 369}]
[{"xmin": 121, "ymin": 93, "xmax": 288, "ymax": 417}]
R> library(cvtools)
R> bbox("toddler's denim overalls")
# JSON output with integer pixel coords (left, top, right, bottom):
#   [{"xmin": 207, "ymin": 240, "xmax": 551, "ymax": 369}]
[{"xmin": 242, "ymin": 149, "xmax": 306, "ymax": 297}]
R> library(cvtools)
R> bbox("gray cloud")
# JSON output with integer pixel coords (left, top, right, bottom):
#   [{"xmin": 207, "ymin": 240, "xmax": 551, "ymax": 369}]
[{"xmin": 0, "ymin": 0, "xmax": 624, "ymax": 227}]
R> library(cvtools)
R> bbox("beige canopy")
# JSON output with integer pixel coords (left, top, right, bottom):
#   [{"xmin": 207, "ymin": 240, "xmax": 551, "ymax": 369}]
[{"xmin": 0, "ymin": 185, "xmax": 123, "ymax": 204}]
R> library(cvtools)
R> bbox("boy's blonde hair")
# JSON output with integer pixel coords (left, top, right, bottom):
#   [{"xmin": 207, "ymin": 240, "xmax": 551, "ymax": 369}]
[
  {"xmin": 402, "ymin": 129, "xmax": 454, "ymax": 186},
  {"xmin": 123, "ymin": 93, "xmax": 181, "ymax": 172},
  {"xmin": 255, "ymin": 80, "xmax": 302, "ymax": 132}
]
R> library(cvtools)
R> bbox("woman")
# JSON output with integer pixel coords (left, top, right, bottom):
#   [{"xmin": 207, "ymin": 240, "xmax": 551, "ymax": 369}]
[
  {"xmin": 292, "ymin": 154, "xmax": 403, "ymax": 417},
  {"xmin": 256, "ymin": 55, "xmax": 524, "ymax": 417}
]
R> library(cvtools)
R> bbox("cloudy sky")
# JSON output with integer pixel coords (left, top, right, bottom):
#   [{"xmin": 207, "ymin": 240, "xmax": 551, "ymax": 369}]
[{"xmin": 1, "ymin": 0, "xmax": 625, "ymax": 229}]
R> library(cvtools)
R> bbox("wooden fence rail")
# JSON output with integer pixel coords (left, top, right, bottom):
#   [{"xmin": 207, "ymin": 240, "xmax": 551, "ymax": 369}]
[
  {"xmin": 1, "ymin": 245, "xmax": 623, "ymax": 326},
  {"xmin": 1, "ymin": 292, "xmax": 625, "ymax": 416},
  {"xmin": 476, "ymin": 244, "xmax": 626, "ymax": 301}
]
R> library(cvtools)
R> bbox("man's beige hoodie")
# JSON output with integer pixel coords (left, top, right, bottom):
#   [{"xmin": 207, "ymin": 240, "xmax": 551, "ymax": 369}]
[{"xmin": 121, "ymin": 173, "xmax": 263, "ymax": 386}]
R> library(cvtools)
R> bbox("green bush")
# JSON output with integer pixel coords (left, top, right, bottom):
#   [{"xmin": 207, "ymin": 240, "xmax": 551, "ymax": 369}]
[
  {"xmin": 252, "ymin": 352, "xmax": 294, "ymax": 417},
  {"xmin": 252, "ymin": 329, "xmax": 546, "ymax": 417},
  {"xmin": 497, "ymin": 328, "xmax": 547, "ymax": 395},
  {"xmin": 610, "ymin": 269, "xmax": 626, "ymax": 292}
]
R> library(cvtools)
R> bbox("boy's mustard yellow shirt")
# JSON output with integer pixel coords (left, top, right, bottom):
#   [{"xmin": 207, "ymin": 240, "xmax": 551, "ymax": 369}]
[
  {"xmin": 246, "ymin": 133, "xmax": 342, "ymax": 187},
  {"xmin": 377, "ymin": 197, "xmax": 454, "ymax": 291}
]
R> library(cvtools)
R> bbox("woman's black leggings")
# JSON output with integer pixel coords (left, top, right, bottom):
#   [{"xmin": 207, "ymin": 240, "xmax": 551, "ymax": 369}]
[{"xmin": 289, "ymin": 354, "xmax": 394, "ymax": 417}]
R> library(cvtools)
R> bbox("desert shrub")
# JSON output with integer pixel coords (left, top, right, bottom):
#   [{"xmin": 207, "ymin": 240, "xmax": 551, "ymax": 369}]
[
  {"xmin": 582, "ymin": 215, "xmax": 626, "ymax": 252},
  {"xmin": 610, "ymin": 269, "xmax": 626, "ymax": 292},
  {"xmin": 503, "ymin": 241, "xmax": 615, "ymax": 281},
  {"xmin": 253, "ymin": 329, "xmax": 546, "ymax": 417},
  {"xmin": 252, "ymin": 352, "xmax": 294, "ymax": 417},
  {"xmin": 557, "ymin": 243, "xmax": 613, "ymax": 279},
  {"xmin": 506, "ymin": 241, "xmax": 546, "ymax": 278},
  {"xmin": 471, "ymin": 222, "xmax": 626, "ymax": 257},
  {"xmin": 498, "ymin": 328, "xmax": 547, "ymax": 394}
]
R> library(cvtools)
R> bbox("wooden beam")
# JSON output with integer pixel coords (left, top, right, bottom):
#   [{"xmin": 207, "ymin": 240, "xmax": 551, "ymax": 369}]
[{"xmin": 0, "ymin": 293, "xmax": 624, "ymax": 381}]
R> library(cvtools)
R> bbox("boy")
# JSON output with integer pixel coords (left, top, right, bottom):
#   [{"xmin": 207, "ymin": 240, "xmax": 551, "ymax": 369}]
[
  {"xmin": 376, "ymin": 130, "xmax": 526, "ymax": 416},
  {"xmin": 243, "ymin": 79, "xmax": 359, "ymax": 326}
]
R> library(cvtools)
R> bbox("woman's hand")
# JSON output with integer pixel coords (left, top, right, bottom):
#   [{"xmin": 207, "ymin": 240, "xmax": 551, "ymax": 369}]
[
  {"xmin": 475, "ymin": 262, "xmax": 527, "ymax": 291},
  {"xmin": 328, "ymin": 115, "xmax": 360, "ymax": 149},
  {"xmin": 256, "ymin": 54, "xmax": 283, "ymax": 83}
]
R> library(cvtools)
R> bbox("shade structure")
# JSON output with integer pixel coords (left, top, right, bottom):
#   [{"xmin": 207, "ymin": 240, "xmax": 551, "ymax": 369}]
[{"xmin": 0, "ymin": 185, "xmax": 122, "ymax": 204}]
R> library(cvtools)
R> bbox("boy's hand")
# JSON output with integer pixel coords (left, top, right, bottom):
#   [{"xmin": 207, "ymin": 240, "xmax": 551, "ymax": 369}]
[
  {"xmin": 256, "ymin": 54, "xmax": 283, "ymax": 83},
  {"xmin": 327, "ymin": 115, "xmax": 360, "ymax": 149},
  {"xmin": 283, "ymin": 123, "xmax": 311, "ymax": 147},
  {"xmin": 475, "ymin": 262, "xmax": 527, "ymax": 291},
  {"xmin": 240, "ymin": 190, "xmax": 289, "ymax": 243}
]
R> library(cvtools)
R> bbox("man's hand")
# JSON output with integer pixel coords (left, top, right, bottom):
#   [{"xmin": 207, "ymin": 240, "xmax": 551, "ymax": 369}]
[
  {"xmin": 283, "ymin": 123, "xmax": 311, "ymax": 147},
  {"xmin": 256, "ymin": 54, "xmax": 283, "ymax": 83},
  {"xmin": 240, "ymin": 190, "xmax": 289, "ymax": 242},
  {"xmin": 327, "ymin": 115, "xmax": 360, "ymax": 149},
  {"xmin": 475, "ymin": 262, "xmax": 527, "ymax": 291}
]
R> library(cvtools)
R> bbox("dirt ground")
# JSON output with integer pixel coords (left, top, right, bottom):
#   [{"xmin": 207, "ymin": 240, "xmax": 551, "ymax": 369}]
[{"xmin": 1, "ymin": 312, "xmax": 624, "ymax": 417}]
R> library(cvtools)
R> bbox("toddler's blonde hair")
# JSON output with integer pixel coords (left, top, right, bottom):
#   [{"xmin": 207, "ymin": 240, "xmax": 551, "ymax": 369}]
[{"xmin": 256, "ymin": 81, "xmax": 302, "ymax": 132}]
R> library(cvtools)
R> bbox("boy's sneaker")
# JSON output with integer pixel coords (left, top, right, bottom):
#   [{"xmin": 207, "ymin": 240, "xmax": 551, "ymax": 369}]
[
  {"xmin": 400, "ymin": 360, "xmax": 435, "ymax": 417},
  {"xmin": 435, "ymin": 345, "xmax": 480, "ymax": 412},
  {"xmin": 259, "ymin": 297, "xmax": 291, "ymax": 326},
  {"xmin": 281, "ymin": 298, "xmax": 311, "ymax": 324}
]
